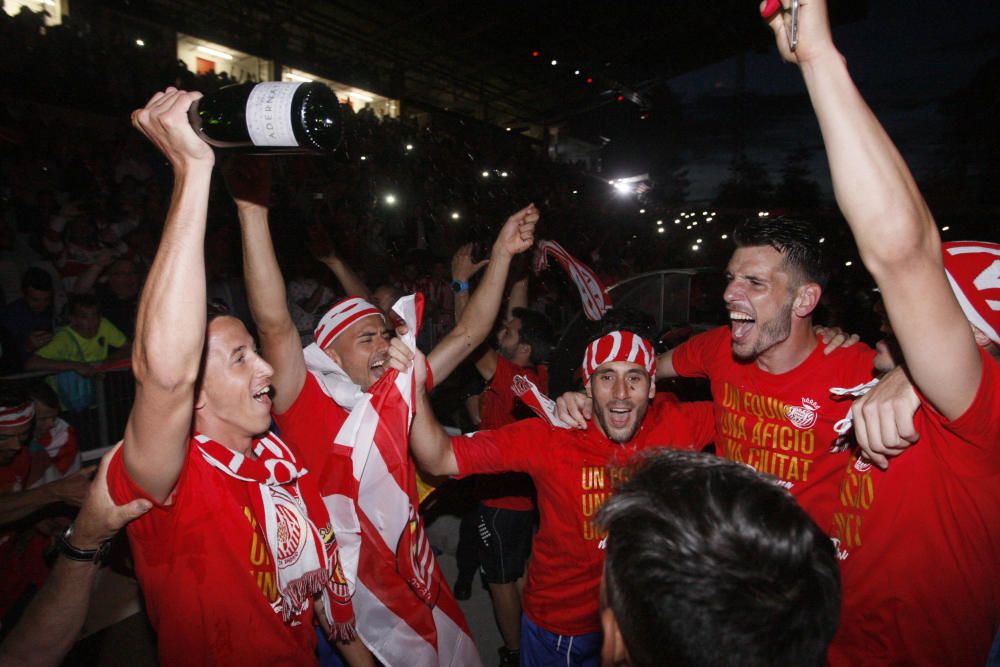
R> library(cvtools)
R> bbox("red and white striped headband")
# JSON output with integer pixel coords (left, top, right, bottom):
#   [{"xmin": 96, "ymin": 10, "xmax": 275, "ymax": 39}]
[
  {"xmin": 581, "ymin": 331, "xmax": 656, "ymax": 384},
  {"xmin": 942, "ymin": 241, "xmax": 1000, "ymax": 346},
  {"xmin": 0, "ymin": 402, "xmax": 34, "ymax": 428},
  {"xmin": 314, "ymin": 297, "xmax": 385, "ymax": 350}
]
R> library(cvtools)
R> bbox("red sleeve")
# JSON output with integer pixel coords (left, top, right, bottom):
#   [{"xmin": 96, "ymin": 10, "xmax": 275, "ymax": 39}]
[
  {"xmin": 451, "ymin": 418, "xmax": 553, "ymax": 476},
  {"xmin": 921, "ymin": 351, "xmax": 1000, "ymax": 467},
  {"xmin": 642, "ymin": 400, "xmax": 716, "ymax": 452},
  {"xmin": 670, "ymin": 327, "xmax": 728, "ymax": 379},
  {"xmin": 106, "ymin": 445, "xmax": 189, "ymax": 541},
  {"xmin": 273, "ymin": 373, "xmax": 350, "ymax": 469}
]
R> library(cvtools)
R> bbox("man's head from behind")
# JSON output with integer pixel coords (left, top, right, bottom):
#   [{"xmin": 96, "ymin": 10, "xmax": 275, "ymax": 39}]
[
  {"xmin": 0, "ymin": 392, "xmax": 35, "ymax": 466},
  {"xmin": 582, "ymin": 328, "xmax": 656, "ymax": 444},
  {"xmin": 726, "ymin": 217, "xmax": 827, "ymax": 361},
  {"xmin": 497, "ymin": 308, "xmax": 554, "ymax": 368},
  {"xmin": 597, "ymin": 449, "xmax": 840, "ymax": 667},
  {"xmin": 314, "ymin": 297, "xmax": 390, "ymax": 390}
]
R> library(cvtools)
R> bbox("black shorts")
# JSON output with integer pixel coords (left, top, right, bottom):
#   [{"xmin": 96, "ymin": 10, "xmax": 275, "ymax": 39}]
[{"xmin": 476, "ymin": 505, "xmax": 534, "ymax": 584}]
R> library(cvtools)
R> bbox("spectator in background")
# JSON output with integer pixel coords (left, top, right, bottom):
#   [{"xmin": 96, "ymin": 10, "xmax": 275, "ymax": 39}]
[
  {"xmin": 596, "ymin": 449, "xmax": 840, "ymax": 667},
  {"xmin": 95, "ymin": 258, "xmax": 142, "ymax": 339},
  {"xmin": 0, "ymin": 268, "xmax": 55, "ymax": 372},
  {"xmin": 25, "ymin": 294, "xmax": 129, "ymax": 418},
  {"xmin": 26, "ymin": 381, "xmax": 81, "ymax": 484},
  {"xmin": 0, "ymin": 392, "xmax": 93, "ymax": 634}
]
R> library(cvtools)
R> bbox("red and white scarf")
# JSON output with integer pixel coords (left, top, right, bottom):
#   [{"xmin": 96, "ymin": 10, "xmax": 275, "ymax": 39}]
[
  {"xmin": 194, "ymin": 432, "xmax": 356, "ymax": 639},
  {"xmin": 533, "ymin": 239, "xmax": 612, "ymax": 320},
  {"xmin": 512, "ymin": 375, "xmax": 570, "ymax": 428}
]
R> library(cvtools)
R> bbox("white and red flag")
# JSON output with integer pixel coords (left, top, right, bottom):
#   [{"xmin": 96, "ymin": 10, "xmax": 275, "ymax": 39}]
[
  {"xmin": 533, "ymin": 239, "xmax": 612, "ymax": 320},
  {"xmin": 316, "ymin": 293, "xmax": 481, "ymax": 667}
]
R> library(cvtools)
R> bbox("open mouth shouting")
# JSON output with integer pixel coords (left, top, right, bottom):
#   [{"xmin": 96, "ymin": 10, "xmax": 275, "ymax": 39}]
[
  {"xmin": 606, "ymin": 403, "xmax": 634, "ymax": 430},
  {"xmin": 369, "ymin": 355, "xmax": 388, "ymax": 381},
  {"xmin": 252, "ymin": 384, "xmax": 273, "ymax": 408},
  {"xmin": 729, "ymin": 310, "xmax": 756, "ymax": 343}
]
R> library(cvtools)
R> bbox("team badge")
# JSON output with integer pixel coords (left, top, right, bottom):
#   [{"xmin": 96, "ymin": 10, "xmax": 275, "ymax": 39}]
[
  {"xmin": 275, "ymin": 501, "xmax": 307, "ymax": 568},
  {"xmin": 785, "ymin": 397, "xmax": 820, "ymax": 430}
]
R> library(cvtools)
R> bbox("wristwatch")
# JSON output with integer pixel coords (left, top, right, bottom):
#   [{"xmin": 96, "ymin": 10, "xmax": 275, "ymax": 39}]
[
  {"xmin": 56, "ymin": 524, "xmax": 112, "ymax": 564},
  {"xmin": 450, "ymin": 279, "xmax": 469, "ymax": 294}
]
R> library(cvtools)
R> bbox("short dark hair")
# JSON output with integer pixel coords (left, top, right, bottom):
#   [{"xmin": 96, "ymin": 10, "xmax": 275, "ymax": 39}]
[
  {"xmin": 26, "ymin": 381, "xmax": 59, "ymax": 410},
  {"xmin": 21, "ymin": 267, "xmax": 53, "ymax": 293},
  {"xmin": 733, "ymin": 216, "xmax": 829, "ymax": 289},
  {"xmin": 68, "ymin": 293, "xmax": 99, "ymax": 318},
  {"xmin": 511, "ymin": 307, "xmax": 554, "ymax": 366},
  {"xmin": 597, "ymin": 449, "xmax": 840, "ymax": 667},
  {"xmin": 0, "ymin": 390, "xmax": 28, "ymax": 410}
]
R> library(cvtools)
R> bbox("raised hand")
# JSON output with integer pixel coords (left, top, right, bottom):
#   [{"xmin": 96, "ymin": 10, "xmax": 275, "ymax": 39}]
[
  {"xmin": 223, "ymin": 155, "xmax": 272, "ymax": 211},
  {"xmin": 761, "ymin": 0, "xmax": 836, "ymax": 65},
  {"xmin": 131, "ymin": 87, "xmax": 214, "ymax": 169},
  {"xmin": 451, "ymin": 243, "xmax": 489, "ymax": 282},
  {"xmin": 492, "ymin": 204, "xmax": 538, "ymax": 259}
]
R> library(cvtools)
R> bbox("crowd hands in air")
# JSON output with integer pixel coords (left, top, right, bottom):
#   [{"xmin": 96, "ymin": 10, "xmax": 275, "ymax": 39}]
[{"xmin": 0, "ymin": 0, "xmax": 998, "ymax": 666}]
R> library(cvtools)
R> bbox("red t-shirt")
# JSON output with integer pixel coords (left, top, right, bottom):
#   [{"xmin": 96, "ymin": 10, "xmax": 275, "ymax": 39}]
[
  {"xmin": 827, "ymin": 351, "xmax": 1000, "ymax": 666},
  {"xmin": 477, "ymin": 355, "xmax": 549, "ymax": 512},
  {"xmin": 453, "ymin": 398, "xmax": 715, "ymax": 636},
  {"xmin": 107, "ymin": 443, "xmax": 319, "ymax": 666},
  {"xmin": 671, "ymin": 326, "xmax": 875, "ymax": 530},
  {"xmin": 273, "ymin": 372, "xmax": 354, "ymax": 502}
]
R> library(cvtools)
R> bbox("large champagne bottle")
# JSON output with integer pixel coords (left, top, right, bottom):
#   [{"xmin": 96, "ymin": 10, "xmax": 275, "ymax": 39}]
[{"xmin": 188, "ymin": 82, "xmax": 343, "ymax": 154}]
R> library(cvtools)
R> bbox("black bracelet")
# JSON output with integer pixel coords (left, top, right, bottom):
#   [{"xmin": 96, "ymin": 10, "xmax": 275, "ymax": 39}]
[{"xmin": 56, "ymin": 525, "xmax": 111, "ymax": 564}]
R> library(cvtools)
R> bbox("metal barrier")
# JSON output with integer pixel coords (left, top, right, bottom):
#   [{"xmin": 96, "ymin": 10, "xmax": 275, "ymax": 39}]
[{"xmin": 0, "ymin": 363, "xmax": 136, "ymax": 454}]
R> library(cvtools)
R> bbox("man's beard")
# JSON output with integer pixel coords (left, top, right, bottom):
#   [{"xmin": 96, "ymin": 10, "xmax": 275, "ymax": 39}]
[
  {"xmin": 733, "ymin": 300, "xmax": 793, "ymax": 361},
  {"xmin": 593, "ymin": 400, "xmax": 649, "ymax": 444}
]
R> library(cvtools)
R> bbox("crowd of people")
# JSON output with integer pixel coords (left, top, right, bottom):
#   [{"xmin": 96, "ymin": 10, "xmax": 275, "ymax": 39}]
[{"xmin": 1, "ymin": 1, "xmax": 998, "ymax": 666}]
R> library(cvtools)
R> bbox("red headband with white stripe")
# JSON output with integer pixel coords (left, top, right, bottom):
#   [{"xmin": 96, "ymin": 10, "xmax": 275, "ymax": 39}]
[
  {"xmin": 581, "ymin": 331, "xmax": 656, "ymax": 384},
  {"xmin": 942, "ymin": 241, "xmax": 1000, "ymax": 346},
  {"xmin": 314, "ymin": 297, "xmax": 385, "ymax": 350},
  {"xmin": 0, "ymin": 402, "xmax": 34, "ymax": 427}
]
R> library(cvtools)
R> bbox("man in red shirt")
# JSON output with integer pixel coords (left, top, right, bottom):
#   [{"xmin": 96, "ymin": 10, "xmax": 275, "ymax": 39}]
[
  {"xmin": 104, "ymin": 90, "xmax": 367, "ymax": 667},
  {"xmin": 767, "ymin": 1, "xmax": 1000, "ymax": 663},
  {"xmin": 231, "ymin": 156, "xmax": 538, "ymax": 666},
  {"xmin": 410, "ymin": 327, "xmax": 715, "ymax": 667},
  {"xmin": 559, "ymin": 219, "xmax": 876, "ymax": 531}
]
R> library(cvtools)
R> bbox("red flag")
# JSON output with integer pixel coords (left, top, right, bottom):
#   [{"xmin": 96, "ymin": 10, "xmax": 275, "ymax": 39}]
[{"xmin": 333, "ymin": 294, "xmax": 481, "ymax": 666}]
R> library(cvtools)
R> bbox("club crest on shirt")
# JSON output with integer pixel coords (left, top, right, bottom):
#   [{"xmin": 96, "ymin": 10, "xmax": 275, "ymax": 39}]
[
  {"xmin": 785, "ymin": 397, "xmax": 821, "ymax": 430},
  {"xmin": 275, "ymin": 503, "xmax": 307, "ymax": 568}
]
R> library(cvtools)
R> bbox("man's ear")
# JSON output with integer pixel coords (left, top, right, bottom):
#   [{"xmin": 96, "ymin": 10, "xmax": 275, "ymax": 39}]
[
  {"xmin": 792, "ymin": 282, "xmax": 821, "ymax": 318},
  {"xmin": 600, "ymin": 607, "xmax": 632, "ymax": 666},
  {"xmin": 194, "ymin": 387, "xmax": 207, "ymax": 411},
  {"xmin": 971, "ymin": 324, "xmax": 993, "ymax": 349},
  {"xmin": 647, "ymin": 377, "xmax": 656, "ymax": 400}
]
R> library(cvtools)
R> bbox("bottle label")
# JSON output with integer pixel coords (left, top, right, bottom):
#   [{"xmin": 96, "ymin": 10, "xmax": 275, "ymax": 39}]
[{"xmin": 246, "ymin": 82, "xmax": 301, "ymax": 146}]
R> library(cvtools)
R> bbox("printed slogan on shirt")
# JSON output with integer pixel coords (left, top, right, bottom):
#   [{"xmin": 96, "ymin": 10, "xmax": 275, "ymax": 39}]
[{"xmin": 718, "ymin": 383, "xmax": 817, "ymax": 486}]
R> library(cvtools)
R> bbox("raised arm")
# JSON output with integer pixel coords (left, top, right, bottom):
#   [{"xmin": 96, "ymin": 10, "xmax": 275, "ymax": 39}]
[
  {"xmin": 450, "ymin": 243, "xmax": 489, "ymax": 322},
  {"xmin": 122, "ymin": 88, "xmax": 215, "ymax": 503},
  {"xmin": 409, "ymin": 382, "xmax": 459, "ymax": 476},
  {"xmin": 429, "ymin": 204, "xmax": 538, "ymax": 384},
  {"xmin": 0, "ymin": 445, "xmax": 150, "ymax": 667},
  {"xmin": 226, "ymin": 159, "xmax": 307, "ymax": 414},
  {"xmin": 310, "ymin": 225, "xmax": 374, "ymax": 303},
  {"xmin": 769, "ymin": 0, "xmax": 980, "ymax": 418}
]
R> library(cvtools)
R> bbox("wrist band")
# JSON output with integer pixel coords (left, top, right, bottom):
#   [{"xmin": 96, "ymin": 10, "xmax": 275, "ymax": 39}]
[{"xmin": 57, "ymin": 525, "xmax": 112, "ymax": 564}]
